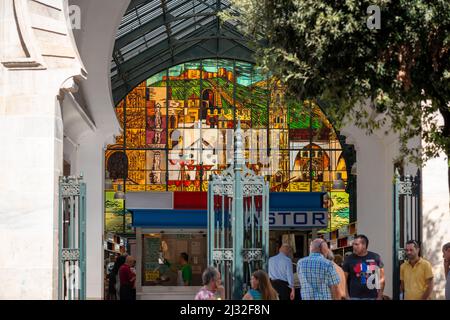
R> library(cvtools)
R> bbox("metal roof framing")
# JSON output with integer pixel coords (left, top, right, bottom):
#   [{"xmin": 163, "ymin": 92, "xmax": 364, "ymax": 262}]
[{"xmin": 111, "ymin": 0, "xmax": 255, "ymax": 104}]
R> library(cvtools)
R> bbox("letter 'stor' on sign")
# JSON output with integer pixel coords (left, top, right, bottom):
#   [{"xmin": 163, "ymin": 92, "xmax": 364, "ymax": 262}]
[{"xmin": 269, "ymin": 211, "xmax": 328, "ymax": 228}]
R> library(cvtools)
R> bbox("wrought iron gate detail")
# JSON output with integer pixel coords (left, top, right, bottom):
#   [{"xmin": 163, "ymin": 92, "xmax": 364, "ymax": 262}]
[
  {"xmin": 58, "ymin": 175, "xmax": 86, "ymax": 300},
  {"xmin": 208, "ymin": 122, "xmax": 269, "ymax": 300},
  {"xmin": 393, "ymin": 169, "xmax": 421, "ymax": 300}
]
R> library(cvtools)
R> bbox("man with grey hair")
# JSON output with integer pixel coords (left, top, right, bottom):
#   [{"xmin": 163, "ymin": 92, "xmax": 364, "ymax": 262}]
[
  {"xmin": 296, "ymin": 238, "xmax": 340, "ymax": 300},
  {"xmin": 119, "ymin": 255, "xmax": 136, "ymax": 300},
  {"xmin": 268, "ymin": 243, "xmax": 295, "ymax": 300},
  {"xmin": 443, "ymin": 242, "xmax": 450, "ymax": 300},
  {"xmin": 195, "ymin": 266, "xmax": 225, "ymax": 300}
]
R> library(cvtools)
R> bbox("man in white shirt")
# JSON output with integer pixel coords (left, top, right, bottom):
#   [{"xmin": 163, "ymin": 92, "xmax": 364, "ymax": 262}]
[{"xmin": 268, "ymin": 243, "xmax": 295, "ymax": 300}]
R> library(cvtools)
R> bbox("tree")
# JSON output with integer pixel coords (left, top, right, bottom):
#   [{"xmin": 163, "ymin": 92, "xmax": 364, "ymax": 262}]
[{"xmin": 223, "ymin": 0, "xmax": 450, "ymax": 181}]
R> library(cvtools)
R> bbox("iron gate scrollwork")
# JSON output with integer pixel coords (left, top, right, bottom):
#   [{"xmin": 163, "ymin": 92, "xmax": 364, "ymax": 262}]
[
  {"xmin": 58, "ymin": 175, "xmax": 86, "ymax": 300},
  {"xmin": 393, "ymin": 169, "xmax": 421, "ymax": 300},
  {"xmin": 208, "ymin": 122, "xmax": 269, "ymax": 300}
]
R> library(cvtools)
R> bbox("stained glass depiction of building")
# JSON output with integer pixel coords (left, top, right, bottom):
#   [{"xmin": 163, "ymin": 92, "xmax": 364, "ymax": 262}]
[{"xmin": 105, "ymin": 59, "xmax": 351, "ymax": 234}]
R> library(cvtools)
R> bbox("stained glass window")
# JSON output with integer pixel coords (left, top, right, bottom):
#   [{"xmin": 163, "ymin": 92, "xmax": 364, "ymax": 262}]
[{"xmin": 105, "ymin": 59, "xmax": 351, "ymax": 233}]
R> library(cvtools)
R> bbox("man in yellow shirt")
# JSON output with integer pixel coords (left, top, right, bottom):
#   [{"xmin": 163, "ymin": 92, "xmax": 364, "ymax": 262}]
[{"xmin": 400, "ymin": 240, "xmax": 434, "ymax": 300}]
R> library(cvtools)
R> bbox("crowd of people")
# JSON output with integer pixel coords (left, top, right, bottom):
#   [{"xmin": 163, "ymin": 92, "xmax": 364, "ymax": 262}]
[
  {"xmin": 107, "ymin": 252, "xmax": 193, "ymax": 300},
  {"xmin": 194, "ymin": 236, "xmax": 450, "ymax": 300},
  {"xmin": 107, "ymin": 237, "xmax": 450, "ymax": 301},
  {"xmin": 194, "ymin": 267, "xmax": 278, "ymax": 300}
]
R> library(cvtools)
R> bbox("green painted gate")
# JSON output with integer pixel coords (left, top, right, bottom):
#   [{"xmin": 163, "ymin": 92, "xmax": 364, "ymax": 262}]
[
  {"xmin": 58, "ymin": 175, "xmax": 87, "ymax": 300},
  {"xmin": 207, "ymin": 122, "xmax": 269, "ymax": 300},
  {"xmin": 393, "ymin": 169, "xmax": 421, "ymax": 300}
]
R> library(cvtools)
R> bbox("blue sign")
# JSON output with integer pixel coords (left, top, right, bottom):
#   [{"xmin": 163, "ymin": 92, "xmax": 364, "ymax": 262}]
[{"xmin": 269, "ymin": 211, "xmax": 328, "ymax": 228}]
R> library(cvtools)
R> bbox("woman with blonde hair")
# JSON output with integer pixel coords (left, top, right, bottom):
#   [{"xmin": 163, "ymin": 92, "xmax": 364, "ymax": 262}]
[{"xmin": 243, "ymin": 270, "xmax": 279, "ymax": 300}]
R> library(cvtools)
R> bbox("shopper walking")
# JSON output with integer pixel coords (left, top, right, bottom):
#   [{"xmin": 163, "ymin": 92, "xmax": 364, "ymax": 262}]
[
  {"xmin": 400, "ymin": 240, "xmax": 433, "ymax": 300},
  {"xmin": 107, "ymin": 255, "xmax": 118, "ymax": 300},
  {"xmin": 111, "ymin": 254, "xmax": 127, "ymax": 300},
  {"xmin": 268, "ymin": 243, "xmax": 295, "ymax": 300},
  {"xmin": 178, "ymin": 252, "xmax": 192, "ymax": 286},
  {"xmin": 296, "ymin": 239, "xmax": 340, "ymax": 300},
  {"xmin": 343, "ymin": 235, "xmax": 385, "ymax": 300},
  {"xmin": 119, "ymin": 255, "xmax": 137, "ymax": 300},
  {"xmin": 195, "ymin": 267, "xmax": 225, "ymax": 300},
  {"xmin": 165, "ymin": 252, "xmax": 193, "ymax": 286},
  {"xmin": 243, "ymin": 270, "xmax": 279, "ymax": 300}
]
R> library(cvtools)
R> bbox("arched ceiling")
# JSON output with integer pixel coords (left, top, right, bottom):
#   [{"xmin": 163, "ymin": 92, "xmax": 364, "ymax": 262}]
[{"xmin": 111, "ymin": 0, "xmax": 255, "ymax": 104}]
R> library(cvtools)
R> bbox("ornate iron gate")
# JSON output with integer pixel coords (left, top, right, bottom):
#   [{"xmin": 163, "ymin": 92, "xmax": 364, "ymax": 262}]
[
  {"xmin": 393, "ymin": 169, "xmax": 421, "ymax": 300},
  {"xmin": 58, "ymin": 175, "xmax": 87, "ymax": 300},
  {"xmin": 208, "ymin": 122, "xmax": 269, "ymax": 300}
]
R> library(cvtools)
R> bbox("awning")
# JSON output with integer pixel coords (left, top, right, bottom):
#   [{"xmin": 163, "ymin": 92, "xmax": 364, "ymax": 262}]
[
  {"xmin": 131, "ymin": 209, "xmax": 207, "ymax": 228},
  {"xmin": 130, "ymin": 191, "xmax": 328, "ymax": 229}
]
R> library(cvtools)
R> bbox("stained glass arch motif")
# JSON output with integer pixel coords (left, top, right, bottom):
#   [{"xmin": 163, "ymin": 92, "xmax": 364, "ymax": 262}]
[{"xmin": 106, "ymin": 59, "xmax": 351, "ymax": 233}]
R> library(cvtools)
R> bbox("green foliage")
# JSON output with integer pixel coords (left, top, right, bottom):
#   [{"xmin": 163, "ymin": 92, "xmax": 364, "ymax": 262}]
[{"xmin": 222, "ymin": 0, "xmax": 450, "ymax": 166}]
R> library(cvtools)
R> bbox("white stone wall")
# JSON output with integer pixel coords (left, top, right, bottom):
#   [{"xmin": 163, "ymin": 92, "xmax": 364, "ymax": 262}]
[
  {"xmin": 0, "ymin": 0, "xmax": 85, "ymax": 299},
  {"xmin": 71, "ymin": 131, "xmax": 113, "ymax": 300},
  {"xmin": 66, "ymin": 0, "xmax": 130, "ymax": 299},
  {"xmin": 341, "ymin": 123, "xmax": 396, "ymax": 297},
  {"xmin": 1, "ymin": 0, "xmax": 448, "ymax": 301},
  {"xmin": 422, "ymin": 154, "xmax": 450, "ymax": 299},
  {"xmin": 341, "ymin": 111, "xmax": 449, "ymax": 299},
  {"xmin": 421, "ymin": 111, "xmax": 450, "ymax": 299}
]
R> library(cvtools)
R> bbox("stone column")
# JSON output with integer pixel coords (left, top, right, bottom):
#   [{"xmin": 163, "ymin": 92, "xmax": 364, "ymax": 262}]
[
  {"xmin": 341, "ymin": 124, "xmax": 394, "ymax": 297},
  {"xmin": 421, "ymin": 111, "xmax": 450, "ymax": 299},
  {"xmin": 74, "ymin": 131, "xmax": 116, "ymax": 299}
]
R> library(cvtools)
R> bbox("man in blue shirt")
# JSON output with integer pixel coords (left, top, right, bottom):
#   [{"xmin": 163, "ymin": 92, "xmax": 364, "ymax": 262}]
[
  {"xmin": 297, "ymin": 238, "xmax": 340, "ymax": 300},
  {"xmin": 268, "ymin": 243, "xmax": 295, "ymax": 300}
]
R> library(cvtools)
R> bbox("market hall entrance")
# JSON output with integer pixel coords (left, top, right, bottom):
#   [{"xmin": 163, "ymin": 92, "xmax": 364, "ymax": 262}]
[
  {"xmin": 124, "ymin": 191, "xmax": 333, "ymax": 299},
  {"xmin": 104, "ymin": 0, "xmax": 356, "ymax": 300}
]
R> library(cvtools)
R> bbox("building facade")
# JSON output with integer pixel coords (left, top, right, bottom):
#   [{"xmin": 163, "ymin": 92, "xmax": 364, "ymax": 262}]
[{"xmin": 0, "ymin": 0, "xmax": 448, "ymax": 300}]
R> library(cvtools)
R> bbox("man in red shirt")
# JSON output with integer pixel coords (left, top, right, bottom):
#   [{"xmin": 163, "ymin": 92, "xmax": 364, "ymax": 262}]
[{"xmin": 119, "ymin": 255, "xmax": 136, "ymax": 300}]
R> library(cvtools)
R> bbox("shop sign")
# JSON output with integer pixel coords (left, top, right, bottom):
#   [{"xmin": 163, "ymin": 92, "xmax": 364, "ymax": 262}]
[
  {"xmin": 176, "ymin": 234, "xmax": 192, "ymax": 239},
  {"xmin": 269, "ymin": 211, "xmax": 327, "ymax": 228},
  {"xmin": 145, "ymin": 270, "xmax": 159, "ymax": 282}
]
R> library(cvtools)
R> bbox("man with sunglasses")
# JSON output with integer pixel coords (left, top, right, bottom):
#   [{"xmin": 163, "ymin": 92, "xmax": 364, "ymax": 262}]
[{"xmin": 400, "ymin": 240, "xmax": 434, "ymax": 300}]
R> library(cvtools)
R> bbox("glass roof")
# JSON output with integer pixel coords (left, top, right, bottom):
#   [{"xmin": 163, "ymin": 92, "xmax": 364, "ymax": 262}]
[{"xmin": 111, "ymin": 0, "xmax": 254, "ymax": 104}]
